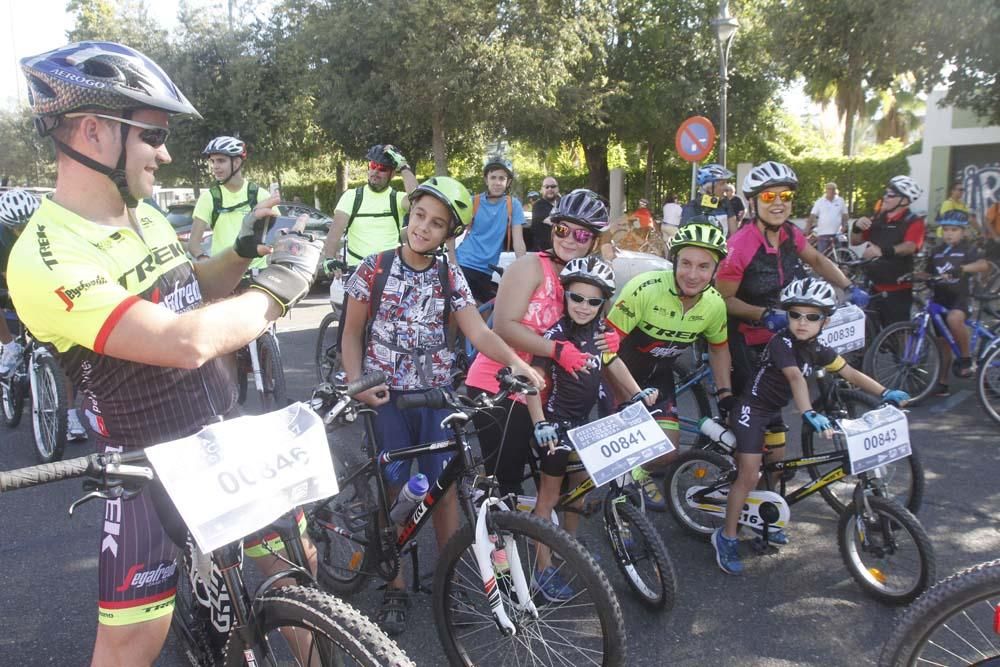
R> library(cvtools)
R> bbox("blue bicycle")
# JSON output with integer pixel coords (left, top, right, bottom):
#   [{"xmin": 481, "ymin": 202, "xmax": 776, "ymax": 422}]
[{"xmin": 863, "ymin": 275, "xmax": 1000, "ymax": 404}]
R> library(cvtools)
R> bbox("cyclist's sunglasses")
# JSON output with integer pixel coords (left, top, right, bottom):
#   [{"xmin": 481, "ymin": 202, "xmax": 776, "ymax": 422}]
[
  {"xmin": 567, "ymin": 291, "xmax": 605, "ymax": 307},
  {"xmin": 757, "ymin": 190, "xmax": 795, "ymax": 204},
  {"xmin": 552, "ymin": 221, "xmax": 596, "ymax": 244},
  {"xmin": 787, "ymin": 310, "xmax": 825, "ymax": 322},
  {"xmin": 369, "ymin": 161, "xmax": 392, "ymax": 173},
  {"xmin": 65, "ymin": 112, "xmax": 170, "ymax": 148}
]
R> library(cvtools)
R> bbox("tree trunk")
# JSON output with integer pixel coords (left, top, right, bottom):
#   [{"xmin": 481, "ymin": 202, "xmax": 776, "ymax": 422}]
[
  {"xmin": 432, "ymin": 110, "xmax": 448, "ymax": 176},
  {"xmin": 583, "ymin": 141, "xmax": 609, "ymax": 199},
  {"xmin": 335, "ymin": 161, "xmax": 347, "ymax": 195},
  {"xmin": 842, "ymin": 111, "xmax": 855, "ymax": 157},
  {"xmin": 644, "ymin": 142, "xmax": 655, "ymax": 201}
]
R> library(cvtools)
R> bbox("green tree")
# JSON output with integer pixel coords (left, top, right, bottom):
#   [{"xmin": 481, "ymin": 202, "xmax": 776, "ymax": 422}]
[
  {"xmin": 66, "ymin": 0, "xmax": 166, "ymax": 54},
  {"xmin": 0, "ymin": 108, "xmax": 55, "ymax": 186}
]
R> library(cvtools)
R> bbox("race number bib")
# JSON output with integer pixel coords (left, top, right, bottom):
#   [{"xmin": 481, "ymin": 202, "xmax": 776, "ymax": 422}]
[
  {"xmin": 839, "ymin": 405, "xmax": 911, "ymax": 475},
  {"xmin": 567, "ymin": 403, "xmax": 674, "ymax": 487},
  {"xmin": 819, "ymin": 304, "xmax": 865, "ymax": 354},
  {"xmin": 146, "ymin": 403, "xmax": 337, "ymax": 553}
]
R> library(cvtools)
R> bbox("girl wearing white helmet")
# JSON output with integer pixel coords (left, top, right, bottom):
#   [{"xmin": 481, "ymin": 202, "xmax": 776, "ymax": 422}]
[
  {"xmin": 716, "ymin": 161, "xmax": 866, "ymax": 398},
  {"xmin": 851, "ymin": 175, "xmax": 928, "ymax": 325},
  {"xmin": 712, "ymin": 277, "xmax": 910, "ymax": 576}
]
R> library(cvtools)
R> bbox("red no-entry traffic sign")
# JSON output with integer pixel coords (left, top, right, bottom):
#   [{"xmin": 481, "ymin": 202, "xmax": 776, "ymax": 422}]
[{"xmin": 675, "ymin": 116, "xmax": 717, "ymax": 162}]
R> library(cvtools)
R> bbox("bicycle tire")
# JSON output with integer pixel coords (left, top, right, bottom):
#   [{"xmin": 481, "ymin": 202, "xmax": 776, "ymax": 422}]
[
  {"xmin": 802, "ymin": 389, "xmax": 924, "ymax": 515},
  {"xmin": 863, "ymin": 321, "xmax": 941, "ymax": 405},
  {"xmin": 603, "ymin": 494, "xmax": 677, "ymax": 610},
  {"xmin": 674, "ymin": 366, "xmax": 711, "ymax": 449},
  {"xmin": 256, "ymin": 333, "xmax": 287, "ymax": 413},
  {"xmin": 664, "ymin": 449, "xmax": 733, "ymax": 541},
  {"xmin": 433, "ymin": 510, "xmax": 627, "ymax": 667},
  {"xmin": 30, "ymin": 351, "xmax": 67, "ymax": 463},
  {"xmin": 223, "ymin": 585, "xmax": 414, "ymax": 667},
  {"xmin": 877, "ymin": 558, "xmax": 1000, "ymax": 666},
  {"xmin": 977, "ymin": 342, "xmax": 1000, "ymax": 426},
  {"xmin": 310, "ymin": 469, "xmax": 377, "ymax": 596},
  {"xmin": 171, "ymin": 545, "xmax": 222, "ymax": 666},
  {"xmin": 837, "ymin": 496, "xmax": 936, "ymax": 605},
  {"xmin": 315, "ymin": 311, "xmax": 340, "ymax": 384},
  {"xmin": 1, "ymin": 376, "xmax": 24, "ymax": 428}
]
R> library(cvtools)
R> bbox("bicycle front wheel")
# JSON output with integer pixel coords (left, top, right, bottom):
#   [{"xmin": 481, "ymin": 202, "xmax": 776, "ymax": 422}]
[
  {"xmin": 224, "ymin": 585, "xmax": 413, "ymax": 667},
  {"xmin": 878, "ymin": 558, "xmax": 1000, "ymax": 666},
  {"xmin": 310, "ymin": 469, "xmax": 377, "ymax": 596},
  {"xmin": 434, "ymin": 510, "xmax": 627, "ymax": 667},
  {"xmin": 863, "ymin": 322, "xmax": 941, "ymax": 405},
  {"xmin": 802, "ymin": 389, "xmax": 924, "ymax": 515},
  {"xmin": 977, "ymin": 342, "xmax": 1000, "ymax": 426},
  {"xmin": 30, "ymin": 351, "xmax": 67, "ymax": 463},
  {"xmin": 665, "ymin": 449, "xmax": 733, "ymax": 541},
  {"xmin": 256, "ymin": 333, "xmax": 287, "ymax": 413},
  {"xmin": 1, "ymin": 375, "xmax": 24, "ymax": 428},
  {"xmin": 838, "ymin": 496, "xmax": 936, "ymax": 605},
  {"xmin": 603, "ymin": 493, "xmax": 677, "ymax": 610},
  {"xmin": 314, "ymin": 311, "xmax": 340, "ymax": 384}
]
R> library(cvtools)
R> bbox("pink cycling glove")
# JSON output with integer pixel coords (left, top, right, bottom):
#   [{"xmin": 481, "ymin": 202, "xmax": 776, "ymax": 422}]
[
  {"xmin": 602, "ymin": 328, "xmax": 621, "ymax": 354},
  {"xmin": 552, "ymin": 341, "xmax": 591, "ymax": 375}
]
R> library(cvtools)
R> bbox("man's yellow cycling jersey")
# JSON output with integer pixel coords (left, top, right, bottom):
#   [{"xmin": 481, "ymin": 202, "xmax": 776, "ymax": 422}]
[
  {"xmin": 7, "ymin": 198, "xmax": 234, "ymax": 445},
  {"xmin": 607, "ymin": 270, "xmax": 728, "ymax": 364}
]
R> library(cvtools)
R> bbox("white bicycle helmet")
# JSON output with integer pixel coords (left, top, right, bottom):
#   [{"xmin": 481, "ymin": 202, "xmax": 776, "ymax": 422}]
[
  {"xmin": 0, "ymin": 189, "xmax": 41, "ymax": 228},
  {"xmin": 887, "ymin": 175, "xmax": 922, "ymax": 203},
  {"xmin": 742, "ymin": 161, "xmax": 798, "ymax": 198},
  {"xmin": 560, "ymin": 256, "xmax": 616, "ymax": 298},
  {"xmin": 202, "ymin": 136, "xmax": 247, "ymax": 158},
  {"xmin": 780, "ymin": 277, "xmax": 836, "ymax": 314}
]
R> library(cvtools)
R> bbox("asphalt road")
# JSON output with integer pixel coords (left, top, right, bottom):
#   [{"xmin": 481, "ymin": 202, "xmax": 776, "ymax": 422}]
[{"xmin": 1, "ymin": 289, "xmax": 999, "ymax": 666}]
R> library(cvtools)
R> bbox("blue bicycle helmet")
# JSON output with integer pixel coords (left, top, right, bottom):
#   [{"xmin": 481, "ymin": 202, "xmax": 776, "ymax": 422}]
[
  {"xmin": 939, "ymin": 209, "xmax": 969, "ymax": 226},
  {"xmin": 696, "ymin": 163, "xmax": 734, "ymax": 188}
]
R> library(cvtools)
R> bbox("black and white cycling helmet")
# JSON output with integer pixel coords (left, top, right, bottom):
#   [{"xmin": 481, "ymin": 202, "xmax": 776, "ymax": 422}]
[
  {"xmin": 742, "ymin": 161, "xmax": 798, "ymax": 199},
  {"xmin": 202, "ymin": 136, "xmax": 247, "ymax": 159},
  {"xmin": 559, "ymin": 256, "xmax": 616, "ymax": 298},
  {"xmin": 886, "ymin": 175, "xmax": 922, "ymax": 203},
  {"xmin": 549, "ymin": 188, "xmax": 610, "ymax": 234},
  {"xmin": 780, "ymin": 277, "xmax": 836, "ymax": 314},
  {"xmin": 696, "ymin": 163, "xmax": 734, "ymax": 187},
  {"xmin": 0, "ymin": 189, "xmax": 41, "ymax": 228}
]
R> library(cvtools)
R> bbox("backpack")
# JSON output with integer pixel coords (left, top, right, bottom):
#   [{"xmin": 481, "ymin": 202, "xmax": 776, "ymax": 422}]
[
  {"xmin": 468, "ymin": 194, "xmax": 514, "ymax": 252},
  {"xmin": 366, "ymin": 248, "xmax": 453, "ymax": 335},
  {"xmin": 208, "ymin": 182, "xmax": 259, "ymax": 229},
  {"xmin": 344, "ymin": 186, "xmax": 403, "ymax": 262}
]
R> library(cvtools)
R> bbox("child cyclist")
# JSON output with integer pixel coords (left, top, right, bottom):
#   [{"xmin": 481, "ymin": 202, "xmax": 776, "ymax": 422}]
[
  {"xmin": 712, "ymin": 277, "xmax": 911, "ymax": 575},
  {"xmin": 341, "ymin": 176, "xmax": 543, "ymax": 634},
  {"xmin": 924, "ymin": 209, "xmax": 990, "ymax": 395},
  {"xmin": 525, "ymin": 256, "xmax": 657, "ymax": 600}
]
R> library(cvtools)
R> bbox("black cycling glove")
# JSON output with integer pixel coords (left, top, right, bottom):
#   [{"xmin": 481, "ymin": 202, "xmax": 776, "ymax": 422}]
[{"xmin": 234, "ymin": 209, "xmax": 275, "ymax": 259}]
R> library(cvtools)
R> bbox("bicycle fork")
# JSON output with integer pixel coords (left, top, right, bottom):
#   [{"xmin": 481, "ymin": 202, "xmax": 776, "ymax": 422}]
[{"xmin": 472, "ymin": 497, "xmax": 537, "ymax": 635}]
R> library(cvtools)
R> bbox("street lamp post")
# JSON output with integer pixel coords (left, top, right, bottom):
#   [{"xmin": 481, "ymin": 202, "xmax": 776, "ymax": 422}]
[{"xmin": 712, "ymin": 1, "xmax": 740, "ymax": 170}]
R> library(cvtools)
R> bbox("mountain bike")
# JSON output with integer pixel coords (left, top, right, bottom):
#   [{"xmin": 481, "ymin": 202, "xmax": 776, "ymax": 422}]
[
  {"xmin": 315, "ymin": 259, "xmax": 348, "ymax": 384},
  {"xmin": 665, "ymin": 405, "xmax": 936, "ymax": 604},
  {"xmin": 307, "ymin": 369, "xmax": 628, "ymax": 666},
  {"xmin": 0, "ymin": 375, "xmax": 412, "ymax": 667},
  {"xmin": 1, "ymin": 303, "xmax": 69, "ymax": 463},
  {"xmin": 878, "ymin": 557, "xmax": 1000, "ymax": 666},
  {"xmin": 863, "ymin": 274, "xmax": 1000, "ymax": 404},
  {"xmin": 236, "ymin": 323, "xmax": 287, "ymax": 413}
]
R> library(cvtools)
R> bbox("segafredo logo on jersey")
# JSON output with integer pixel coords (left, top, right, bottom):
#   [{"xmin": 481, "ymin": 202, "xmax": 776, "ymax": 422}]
[
  {"xmin": 161, "ymin": 278, "xmax": 203, "ymax": 313},
  {"xmin": 115, "ymin": 560, "xmax": 178, "ymax": 592},
  {"xmin": 118, "ymin": 241, "xmax": 187, "ymax": 289},
  {"xmin": 54, "ymin": 276, "xmax": 109, "ymax": 311}
]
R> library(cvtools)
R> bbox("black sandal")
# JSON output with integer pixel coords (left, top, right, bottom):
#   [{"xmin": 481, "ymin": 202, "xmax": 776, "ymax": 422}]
[
  {"xmin": 377, "ymin": 589, "xmax": 410, "ymax": 637},
  {"xmin": 954, "ymin": 358, "xmax": 974, "ymax": 378},
  {"xmin": 933, "ymin": 383, "xmax": 951, "ymax": 397}
]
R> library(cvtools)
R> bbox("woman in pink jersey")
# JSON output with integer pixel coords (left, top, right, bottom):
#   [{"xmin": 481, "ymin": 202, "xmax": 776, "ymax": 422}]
[{"xmin": 467, "ymin": 189, "xmax": 618, "ymax": 495}]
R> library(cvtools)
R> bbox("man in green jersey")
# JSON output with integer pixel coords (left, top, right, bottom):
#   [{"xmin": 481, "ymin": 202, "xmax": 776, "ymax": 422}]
[{"xmin": 606, "ymin": 220, "xmax": 735, "ymax": 509}]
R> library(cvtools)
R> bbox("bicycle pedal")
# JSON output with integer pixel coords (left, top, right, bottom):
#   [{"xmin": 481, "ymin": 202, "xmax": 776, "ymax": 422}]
[{"xmin": 749, "ymin": 538, "xmax": 770, "ymax": 554}]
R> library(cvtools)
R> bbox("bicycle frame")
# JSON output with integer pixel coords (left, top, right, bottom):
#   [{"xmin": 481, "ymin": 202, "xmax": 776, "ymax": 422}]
[{"xmin": 903, "ymin": 299, "xmax": 997, "ymax": 364}]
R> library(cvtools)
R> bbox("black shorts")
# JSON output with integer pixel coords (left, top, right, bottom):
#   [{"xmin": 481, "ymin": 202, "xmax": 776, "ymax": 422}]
[
  {"xmin": 533, "ymin": 427, "xmax": 584, "ymax": 478},
  {"xmin": 460, "ymin": 266, "xmax": 497, "ymax": 304},
  {"xmin": 728, "ymin": 401, "xmax": 785, "ymax": 455},
  {"xmin": 727, "ymin": 326, "xmax": 766, "ymax": 397},
  {"xmin": 871, "ymin": 290, "xmax": 913, "ymax": 326},
  {"xmin": 933, "ymin": 289, "xmax": 970, "ymax": 315},
  {"xmin": 618, "ymin": 357, "xmax": 679, "ymax": 432}
]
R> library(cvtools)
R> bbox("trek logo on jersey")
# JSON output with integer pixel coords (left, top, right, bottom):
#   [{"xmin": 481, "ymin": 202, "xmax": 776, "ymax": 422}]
[
  {"xmin": 118, "ymin": 241, "xmax": 187, "ymax": 290},
  {"xmin": 53, "ymin": 276, "xmax": 108, "ymax": 311},
  {"xmin": 160, "ymin": 279, "xmax": 203, "ymax": 313},
  {"xmin": 638, "ymin": 323, "xmax": 698, "ymax": 341},
  {"xmin": 36, "ymin": 225, "xmax": 58, "ymax": 269},
  {"xmin": 116, "ymin": 560, "xmax": 178, "ymax": 592}
]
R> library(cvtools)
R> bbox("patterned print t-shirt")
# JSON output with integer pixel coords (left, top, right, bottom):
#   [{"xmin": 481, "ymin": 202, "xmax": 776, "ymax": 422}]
[{"xmin": 346, "ymin": 250, "xmax": 476, "ymax": 390}]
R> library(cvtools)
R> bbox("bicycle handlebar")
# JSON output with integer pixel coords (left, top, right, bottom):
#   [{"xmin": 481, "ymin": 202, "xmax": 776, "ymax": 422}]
[
  {"xmin": 341, "ymin": 371, "xmax": 388, "ymax": 398},
  {"xmin": 395, "ymin": 368, "xmax": 536, "ymax": 413},
  {"xmin": 0, "ymin": 455, "xmax": 94, "ymax": 493},
  {"xmin": 396, "ymin": 387, "xmax": 450, "ymax": 411}
]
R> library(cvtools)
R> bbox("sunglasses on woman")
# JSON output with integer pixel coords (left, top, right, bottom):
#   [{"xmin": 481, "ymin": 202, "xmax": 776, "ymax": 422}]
[
  {"xmin": 567, "ymin": 291, "xmax": 605, "ymax": 307},
  {"xmin": 65, "ymin": 112, "xmax": 171, "ymax": 148},
  {"xmin": 757, "ymin": 190, "xmax": 795, "ymax": 204},
  {"xmin": 787, "ymin": 310, "xmax": 824, "ymax": 322},
  {"xmin": 552, "ymin": 221, "xmax": 596, "ymax": 244}
]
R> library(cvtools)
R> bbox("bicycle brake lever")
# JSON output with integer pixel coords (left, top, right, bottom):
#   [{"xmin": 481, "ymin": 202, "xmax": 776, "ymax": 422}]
[{"xmin": 69, "ymin": 486, "xmax": 128, "ymax": 516}]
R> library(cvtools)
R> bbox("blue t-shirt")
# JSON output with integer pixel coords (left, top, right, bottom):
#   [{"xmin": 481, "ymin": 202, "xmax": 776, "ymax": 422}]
[{"xmin": 456, "ymin": 194, "xmax": 524, "ymax": 274}]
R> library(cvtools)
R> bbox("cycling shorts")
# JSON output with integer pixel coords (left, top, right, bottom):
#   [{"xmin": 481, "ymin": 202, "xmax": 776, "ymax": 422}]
[
  {"xmin": 623, "ymin": 360, "xmax": 679, "ymax": 432},
  {"xmin": 373, "ymin": 390, "xmax": 455, "ymax": 487},
  {"xmin": 532, "ymin": 423, "xmax": 585, "ymax": 478},
  {"xmin": 728, "ymin": 402, "xmax": 786, "ymax": 455},
  {"xmin": 932, "ymin": 289, "xmax": 970, "ymax": 315}
]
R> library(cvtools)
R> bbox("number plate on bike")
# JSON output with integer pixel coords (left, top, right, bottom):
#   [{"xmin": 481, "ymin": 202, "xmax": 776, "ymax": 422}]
[
  {"xmin": 567, "ymin": 403, "xmax": 673, "ymax": 487},
  {"xmin": 146, "ymin": 403, "xmax": 337, "ymax": 553},
  {"xmin": 818, "ymin": 303, "xmax": 865, "ymax": 354},
  {"xmin": 839, "ymin": 405, "xmax": 911, "ymax": 475}
]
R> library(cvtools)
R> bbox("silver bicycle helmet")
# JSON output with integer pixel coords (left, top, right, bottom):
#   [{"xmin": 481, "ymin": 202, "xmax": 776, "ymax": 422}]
[
  {"xmin": 560, "ymin": 256, "xmax": 616, "ymax": 298},
  {"xmin": 202, "ymin": 136, "xmax": 247, "ymax": 158},
  {"xmin": 887, "ymin": 175, "xmax": 923, "ymax": 203},
  {"xmin": 0, "ymin": 189, "xmax": 41, "ymax": 228},
  {"xmin": 550, "ymin": 189, "xmax": 610, "ymax": 234},
  {"xmin": 742, "ymin": 161, "xmax": 798, "ymax": 199},
  {"xmin": 780, "ymin": 277, "xmax": 836, "ymax": 314},
  {"xmin": 696, "ymin": 163, "xmax": 734, "ymax": 187}
]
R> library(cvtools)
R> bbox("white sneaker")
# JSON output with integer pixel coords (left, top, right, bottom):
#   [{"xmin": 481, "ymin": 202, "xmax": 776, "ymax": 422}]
[
  {"xmin": 67, "ymin": 408, "xmax": 88, "ymax": 442},
  {"xmin": 0, "ymin": 341, "xmax": 24, "ymax": 375}
]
